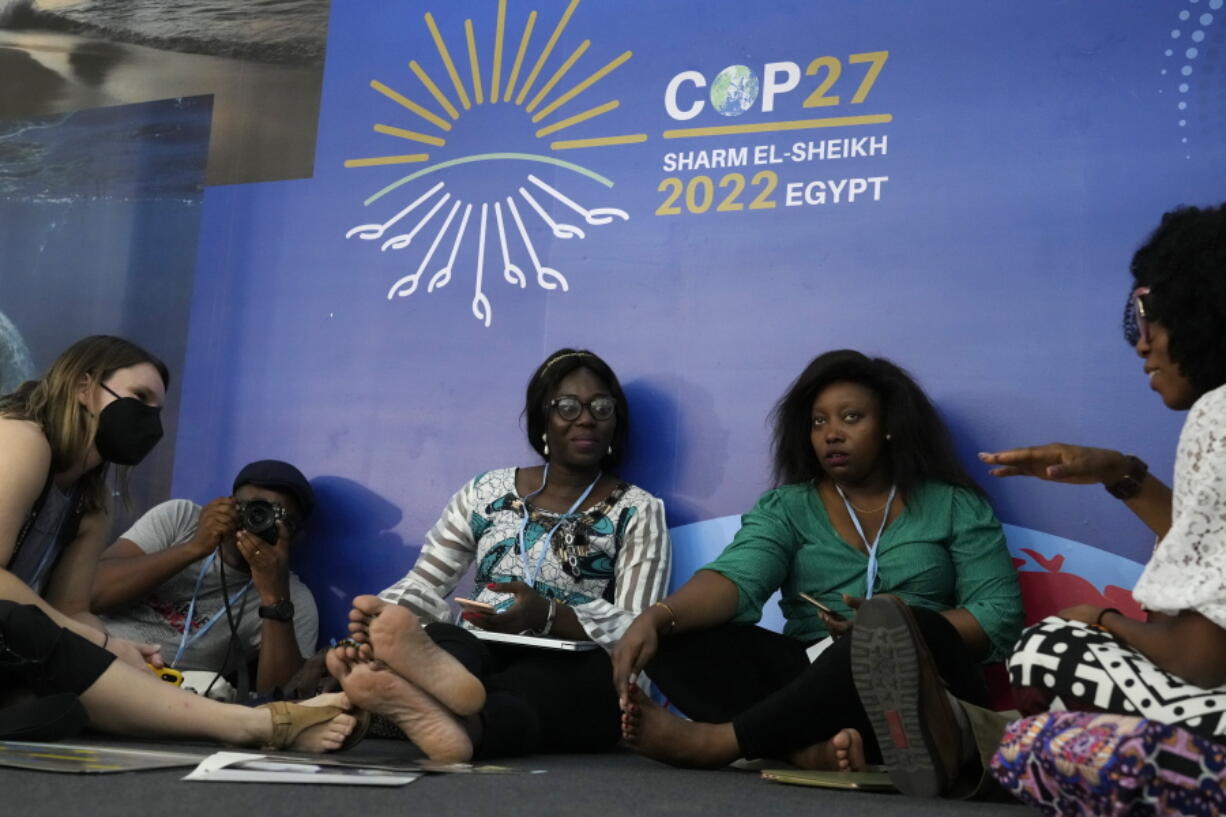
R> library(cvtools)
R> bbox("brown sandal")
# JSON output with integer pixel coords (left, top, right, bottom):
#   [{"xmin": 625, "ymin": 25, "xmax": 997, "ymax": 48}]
[
  {"xmin": 340, "ymin": 709, "xmax": 372, "ymax": 752},
  {"xmin": 258, "ymin": 701, "xmax": 346, "ymax": 751}
]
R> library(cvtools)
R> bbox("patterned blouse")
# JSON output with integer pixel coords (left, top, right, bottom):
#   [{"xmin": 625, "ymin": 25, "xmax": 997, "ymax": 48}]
[{"xmin": 379, "ymin": 468, "xmax": 672, "ymax": 652}]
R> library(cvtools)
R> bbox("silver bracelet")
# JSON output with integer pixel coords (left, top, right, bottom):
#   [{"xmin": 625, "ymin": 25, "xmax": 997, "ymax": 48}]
[{"xmin": 538, "ymin": 599, "xmax": 557, "ymax": 635}]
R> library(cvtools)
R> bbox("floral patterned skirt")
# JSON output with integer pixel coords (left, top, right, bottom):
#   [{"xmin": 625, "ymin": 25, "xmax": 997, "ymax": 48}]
[{"xmin": 991, "ymin": 711, "xmax": 1226, "ymax": 817}]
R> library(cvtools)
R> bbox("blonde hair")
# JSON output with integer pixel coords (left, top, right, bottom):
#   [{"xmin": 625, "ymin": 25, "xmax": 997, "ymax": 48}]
[{"xmin": 0, "ymin": 335, "xmax": 169, "ymax": 514}]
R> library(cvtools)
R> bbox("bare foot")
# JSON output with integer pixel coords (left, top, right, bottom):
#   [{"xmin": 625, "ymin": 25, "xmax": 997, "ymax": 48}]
[
  {"xmin": 355, "ymin": 595, "xmax": 486, "ymax": 716},
  {"xmin": 789, "ymin": 728, "xmax": 867, "ymax": 771},
  {"xmin": 621, "ymin": 685, "xmax": 739, "ymax": 769},
  {"xmin": 328, "ymin": 650, "xmax": 472, "ymax": 763},
  {"xmin": 279, "ymin": 691, "xmax": 358, "ymax": 753}
]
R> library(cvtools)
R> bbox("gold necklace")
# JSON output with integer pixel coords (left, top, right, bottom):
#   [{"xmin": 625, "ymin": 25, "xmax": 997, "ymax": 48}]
[
  {"xmin": 847, "ymin": 498, "xmax": 887, "ymax": 514},
  {"xmin": 831, "ymin": 483, "xmax": 889, "ymax": 514}
]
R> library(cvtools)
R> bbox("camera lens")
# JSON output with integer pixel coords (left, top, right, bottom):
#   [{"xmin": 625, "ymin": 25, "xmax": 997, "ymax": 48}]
[{"xmin": 238, "ymin": 500, "xmax": 280, "ymax": 544}]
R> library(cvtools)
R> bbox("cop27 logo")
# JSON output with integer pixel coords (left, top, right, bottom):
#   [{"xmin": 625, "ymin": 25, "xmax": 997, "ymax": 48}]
[{"xmin": 342, "ymin": 0, "xmax": 637, "ymax": 327}]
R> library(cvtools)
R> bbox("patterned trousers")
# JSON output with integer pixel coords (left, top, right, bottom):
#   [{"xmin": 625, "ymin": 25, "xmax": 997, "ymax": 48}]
[
  {"xmin": 992, "ymin": 711, "xmax": 1226, "ymax": 817},
  {"xmin": 1009, "ymin": 617, "xmax": 1226, "ymax": 739}
]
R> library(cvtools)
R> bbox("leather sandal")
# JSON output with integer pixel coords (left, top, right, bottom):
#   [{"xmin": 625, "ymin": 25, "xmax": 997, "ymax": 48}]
[
  {"xmin": 258, "ymin": 701, "xmax": 346, "ymax": 751},
  {"xmin": 340, "ymin": 708, "xmax": 372, "ymax": 752}
]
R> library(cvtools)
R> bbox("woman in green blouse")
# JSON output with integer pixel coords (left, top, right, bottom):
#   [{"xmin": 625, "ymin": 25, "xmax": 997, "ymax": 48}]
[{"xmin": 612, "ymin": 349, "xmax": 1021, "ymax": 774}]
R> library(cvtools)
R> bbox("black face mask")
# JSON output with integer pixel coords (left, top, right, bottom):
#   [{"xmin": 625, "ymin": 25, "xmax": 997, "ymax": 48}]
[{"xmin": 94, "ymin": 383, "xmax": 163, "ymax": 466}]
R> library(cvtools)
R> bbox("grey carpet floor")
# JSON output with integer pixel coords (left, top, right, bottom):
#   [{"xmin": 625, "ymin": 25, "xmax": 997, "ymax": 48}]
[{"xmin": 3, "ymin": 736, "xmax": 1035, "ymax": 817}]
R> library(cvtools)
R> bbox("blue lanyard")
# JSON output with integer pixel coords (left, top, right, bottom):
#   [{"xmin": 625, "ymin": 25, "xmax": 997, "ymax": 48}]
[
  {"xmin": 517, "ymin": 464, "xmax": 601, "ymax": 587},
  {"xmin": 173, "ymin": 550, "xmax": 252, "ymax": 668},
  {"xmin": 835, "ymin": 483, "xmax": 897, "ymax": 600}
]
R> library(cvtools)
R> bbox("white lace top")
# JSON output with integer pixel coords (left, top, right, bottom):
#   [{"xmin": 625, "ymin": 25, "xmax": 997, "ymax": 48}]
[{"xmin": 1133, "ymin": 383, "xmax": 1226, "ymax": 628}]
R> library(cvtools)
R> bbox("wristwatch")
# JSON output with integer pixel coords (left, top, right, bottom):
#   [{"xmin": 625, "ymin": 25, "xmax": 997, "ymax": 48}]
[
  {"xmin": 258, "ymin": 599, "xmax": 295, "ymax": 622},
  {"xmin": 1105, "ymin": 455, "xmax": 1148, "ymax": 500}
]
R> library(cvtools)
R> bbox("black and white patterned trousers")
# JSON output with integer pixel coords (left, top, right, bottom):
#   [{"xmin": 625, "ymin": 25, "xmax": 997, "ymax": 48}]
[{"xmin": 1009, "ymin": 616, "xmax": 1226, "ymax": 739}]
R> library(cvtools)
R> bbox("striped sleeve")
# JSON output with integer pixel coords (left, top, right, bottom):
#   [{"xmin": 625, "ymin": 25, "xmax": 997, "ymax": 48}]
[
  {"xmin": 572, "ymin": 493, "xmax": 671, "ymax": 652},
  {"xmin": 378, "ymin": 479, "xmax": 479, "ymax": 624}
]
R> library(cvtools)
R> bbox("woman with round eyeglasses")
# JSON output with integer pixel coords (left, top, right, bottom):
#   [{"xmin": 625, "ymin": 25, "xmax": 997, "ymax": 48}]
[
  {"xmin": 980, "ymin": 204, "xmax": 1226, "ymax": 745},
  {"xmin": 326, "ymin": 348, "xmax": 671, "ymax": 762}
]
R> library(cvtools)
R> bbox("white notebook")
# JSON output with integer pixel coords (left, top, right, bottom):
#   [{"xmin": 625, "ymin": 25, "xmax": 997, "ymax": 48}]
[{"xmin": 470, "ymin": 630, "xmax": 599, "ymax": 651}]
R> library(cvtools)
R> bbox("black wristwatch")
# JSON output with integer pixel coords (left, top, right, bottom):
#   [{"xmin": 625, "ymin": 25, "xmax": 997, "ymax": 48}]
[
  {"xmin": 258, "ymin": 599, "xmax": 295, "ymax": 622},
  {"xmin": 1105, "ymin": 455, "xmax": 1148, "ymax": 500}
]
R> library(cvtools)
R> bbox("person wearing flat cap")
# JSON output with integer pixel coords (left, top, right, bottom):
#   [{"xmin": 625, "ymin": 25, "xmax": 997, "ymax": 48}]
[{"xmin": 90, "ymin": 460, "xmax": 319, "ymax": 692}]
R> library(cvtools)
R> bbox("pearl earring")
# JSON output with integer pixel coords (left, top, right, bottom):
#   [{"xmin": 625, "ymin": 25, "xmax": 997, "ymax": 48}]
[
  {"xmin": 541, "ymin": 433, "xmax": 549, "ymax": 457},
  {"xmin": 607, "ymin": 445, "xmax": 613, "ymax": 456},
  {"xmin": 885, "ymin": 433, "xmax": 892, "ymax": 441}
]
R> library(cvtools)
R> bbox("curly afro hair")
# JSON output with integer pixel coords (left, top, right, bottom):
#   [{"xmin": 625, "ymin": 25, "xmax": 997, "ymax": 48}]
[{"xmin": 1130, "ymin": 204, "xmax": 1226, "ymax": 396}]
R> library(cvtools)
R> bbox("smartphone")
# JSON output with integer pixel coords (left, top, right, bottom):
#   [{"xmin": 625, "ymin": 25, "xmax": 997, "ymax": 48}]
[
  {"xmin": 798, "ymin": 592, "xmax": 843, "ymax": 619},
  {"xmin": 454, "ymin": 597, "xmax": 496, "ymax": 613}
]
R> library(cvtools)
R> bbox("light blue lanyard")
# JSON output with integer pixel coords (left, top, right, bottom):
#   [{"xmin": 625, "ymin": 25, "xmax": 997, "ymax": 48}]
[
  {"xmin": 173, "ymin": 550, "xmax": 252, "ymax": 668},
  {"xmin": 517, "ymin": 464, "xmax": 601, "ymax": 587},
  {"xmin": 835, "ymin": 483, "xmax": 897, "ymax": 600}
]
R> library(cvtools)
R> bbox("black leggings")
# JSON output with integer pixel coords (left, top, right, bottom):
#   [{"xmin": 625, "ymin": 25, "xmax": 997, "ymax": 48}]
[
  {"xmin": 647, "ymin": 606, "xmax": 987, "ymax": 763},
  {"xmin": 424, "ymin": 623, "xmax": 621, "ymax": 760},
  {"xmin": 0, "ymin": 601, "xmax": 115, "ymax": 740}
]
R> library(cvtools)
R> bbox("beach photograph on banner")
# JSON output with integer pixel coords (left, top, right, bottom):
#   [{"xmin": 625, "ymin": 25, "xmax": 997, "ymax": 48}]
[
  {"xmin": 0, "ymin": 96, "xmax": 211, "ymax": 527},
  {"xmin": 0, "ymin": 0, "xmax": 333, "ymax": 185}
]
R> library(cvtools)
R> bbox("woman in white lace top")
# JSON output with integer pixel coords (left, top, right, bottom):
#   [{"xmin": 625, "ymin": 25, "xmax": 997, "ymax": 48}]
[{"xmin": 981, "ymin": 204, "xmax": 1226, "ymax": 737}]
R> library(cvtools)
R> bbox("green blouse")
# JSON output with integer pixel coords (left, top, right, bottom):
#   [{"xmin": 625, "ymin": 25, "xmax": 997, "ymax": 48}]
[{"xmin": 702, "ymin": 480, "xmax": 1022, "ymax": 662}]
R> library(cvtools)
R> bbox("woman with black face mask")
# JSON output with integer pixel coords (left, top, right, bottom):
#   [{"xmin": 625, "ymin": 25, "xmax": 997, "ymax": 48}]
[
  {"xmin": 0, "ymin": 334, "xmax": 168, "ymax": 664},
  {"xmin": 0, "ymin": 335, "xmax": 359, "ymax": 750}
]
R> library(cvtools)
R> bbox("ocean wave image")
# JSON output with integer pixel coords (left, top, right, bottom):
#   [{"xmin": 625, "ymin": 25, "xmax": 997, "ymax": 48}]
[
  {"xmin": 0, "ymin": 0, "xmax": 332, "ymax": 185},
  {"xmin": 0, "ymin": 95, "xmax": 206, "ymax": 528},
  {"xmin": 0, "ymin": 99, "xmax": 210, "ymax": 200},
  {"xmin": 0, "ymin": 308, "xmax": 34, "ymax": 395},
  {"xmin": 0, "ymin": 0, "xmax": 327, "ymax": 66}
]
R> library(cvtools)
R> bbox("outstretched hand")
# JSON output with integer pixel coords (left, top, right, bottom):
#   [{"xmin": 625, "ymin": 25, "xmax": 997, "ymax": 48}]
[
  {"xmin": 979, "ymin": 444, "xmax": 1131, "ymax": 486},
  {"xmin": 467, "ymin": 581, "xmax": 549, "ymax": 634}
]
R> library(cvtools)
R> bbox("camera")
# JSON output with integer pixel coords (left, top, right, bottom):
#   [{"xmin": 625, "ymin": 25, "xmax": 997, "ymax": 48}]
[{"xmin": 235, "ymin": 499, "xmax": 289, "ymax": 544}]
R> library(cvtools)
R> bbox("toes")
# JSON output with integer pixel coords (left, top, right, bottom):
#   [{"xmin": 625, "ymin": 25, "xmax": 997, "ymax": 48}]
[
  {"xmin": 352, "ymin": 595, "xmax": 387, "ymax": 616},
  {"xmin": 325, "ymin": 649, "xmax": 348, "ymax": 679}
]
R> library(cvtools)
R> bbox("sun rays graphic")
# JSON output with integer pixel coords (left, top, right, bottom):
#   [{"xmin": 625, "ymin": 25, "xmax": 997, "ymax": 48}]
[{"xmin": 343, "ymin": 0, "xmax": 644, "ymax": 327}]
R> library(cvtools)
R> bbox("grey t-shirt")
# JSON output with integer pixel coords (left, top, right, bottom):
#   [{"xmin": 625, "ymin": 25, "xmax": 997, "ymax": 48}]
[{"xmin": 100, "ymin": 499, "xmax": 318, "ymax": 671}]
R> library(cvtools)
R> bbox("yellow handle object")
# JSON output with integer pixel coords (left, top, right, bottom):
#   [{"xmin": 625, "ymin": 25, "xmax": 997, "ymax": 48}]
[{"xmin": 148, "ymin": 664, "xmax": 184, "ymax": 686}]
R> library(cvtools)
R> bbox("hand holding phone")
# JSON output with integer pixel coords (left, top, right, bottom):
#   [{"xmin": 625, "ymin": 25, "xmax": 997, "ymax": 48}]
[
  {"xmin": 798, "ymin": 592, "xmax": 844, "ymax": 620},
  {"xmin": 454, "ymin": 597, "xmax": 496, "ymax": 613}
]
